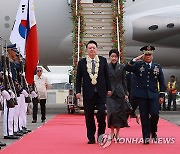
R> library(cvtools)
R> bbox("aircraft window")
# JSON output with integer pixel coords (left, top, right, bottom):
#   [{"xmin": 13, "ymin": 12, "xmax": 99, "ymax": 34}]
[
  {"xmin": 167, "ymin": 23, "xmax": 174, "ymax": 29},
  {"xmin": 148, "ymin": 25, "xmax": 158, "ymax": 31},
  {"xmin": 4, "ymin": 23, "xmax": 10, "ymax": 28},
  {"xmin": 4, "ymin": 16, "xmax": 10, "ymax": 21}
]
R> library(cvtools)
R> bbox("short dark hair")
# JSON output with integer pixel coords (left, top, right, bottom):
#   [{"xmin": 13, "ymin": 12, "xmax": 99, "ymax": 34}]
[
  {"xmin": 86, "ymin": 40, "xmax": 98, "ymax": 48},
  {"xmin": 109, "ymin": 49, "xmax": 119, "ymax": 58},
  {"xmin": 171, "ymin": 75, "xmax": 175, "ymax": 78}
]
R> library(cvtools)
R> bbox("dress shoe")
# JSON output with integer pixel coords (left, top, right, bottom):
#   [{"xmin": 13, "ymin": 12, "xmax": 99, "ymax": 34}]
[
  {"xmin": 14, "ymin": 132, "xmax": 23, "ymax": 136},
  {"xmin": 23, "ymin": 127, "xmax": 32, "ymax": 132},
  {"xmin": 41, "ymin": 120, "xmax": 45, "ymax": 123},
  {"xmin": 107, "ymin": 134, "xmax": 115, "ymax": 142},
  {"xmin": 143, "ymin": 138, "xmax": 150, "ymax": 144},
  {"xmin": 114, "ymin": 135, "xmax": 120, "ymax": 143},
  {"xmin": 152, "ymin": 133, "xmax": 157, "ymax": 141},
  {"xmin": 32, "ymin": 120, "xmax": 37, "ymax": 123},
  {"xmin": 0, "ymin": 141, "xmax": 6, "ymax": 146},
  {"xmin": 4, "ymin": 135, "xmax": 19, "ymax": 139},
  {"xmin": 19, "ymin": 130, "xmax": 28, "ymax": 134},
  {"xmin": 87, "ymin": 140, "xmax": 95, "ymax": 144}
]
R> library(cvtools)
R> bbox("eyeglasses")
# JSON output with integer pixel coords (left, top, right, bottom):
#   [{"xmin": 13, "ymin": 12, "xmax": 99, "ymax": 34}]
[
  {"xmin": 37, "ymin": 70, "xmax": 42, "ymax": 72},
  {"xmin": 144, "ymin": 54, "xmax": 152, "ymax": 56}
]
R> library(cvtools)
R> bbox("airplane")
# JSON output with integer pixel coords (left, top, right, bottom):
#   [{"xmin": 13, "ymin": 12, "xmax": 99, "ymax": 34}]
[{"xmin": 0, "ymin": 0, "xmax": 180, "ymax": 85}]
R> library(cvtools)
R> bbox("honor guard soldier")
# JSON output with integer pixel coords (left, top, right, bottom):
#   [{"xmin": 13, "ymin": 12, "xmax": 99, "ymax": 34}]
[
  {"xmin": 0, "ymin": 72, "xmax": 7, "ymax": 147},
  {"xmin": 1, "ymin": 44, "xmax": 19, "ymax": 139},
  {"xmin": 6, "ymin": 44, "xmax": 30, "ymax": 136},
  {"xmin": 124, "ymin": 46, "xmax": 166, "ymax": 144}
]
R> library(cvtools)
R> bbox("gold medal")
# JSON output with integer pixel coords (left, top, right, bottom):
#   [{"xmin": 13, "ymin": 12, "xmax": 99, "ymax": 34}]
[{"xmin": 91, "ymin": 79, "xmax": 97, "ymax": 85}]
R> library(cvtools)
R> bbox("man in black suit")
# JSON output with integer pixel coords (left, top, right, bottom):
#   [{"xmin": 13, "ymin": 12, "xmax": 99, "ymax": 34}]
[
  {"xmin": 76, "ymin": 40, "xmax": 111, "ymax": 144},
  {"xmin": 124, "ymin": 46, "xmax": 166, "ymax": 144}
]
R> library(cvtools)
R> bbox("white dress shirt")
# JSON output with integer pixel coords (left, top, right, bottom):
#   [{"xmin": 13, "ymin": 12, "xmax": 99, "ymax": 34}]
[{"xmin": 34, "ymin": 75, "xmax": 49, "ymax": 99}]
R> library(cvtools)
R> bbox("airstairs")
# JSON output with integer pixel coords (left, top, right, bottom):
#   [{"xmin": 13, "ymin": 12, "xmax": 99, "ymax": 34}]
[{"xmin": 81, "ymin": 2, "xmax": 113, "ymax": 59}]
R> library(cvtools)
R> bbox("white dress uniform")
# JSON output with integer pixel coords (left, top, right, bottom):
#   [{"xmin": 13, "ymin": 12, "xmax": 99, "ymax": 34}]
[
  {"xmin": 13, "ymin": 96, "xmax": 21, "ymax": 132},
  {"xmin": 19, "ymin": 90, "xmax": 29, "ymax": 130}
]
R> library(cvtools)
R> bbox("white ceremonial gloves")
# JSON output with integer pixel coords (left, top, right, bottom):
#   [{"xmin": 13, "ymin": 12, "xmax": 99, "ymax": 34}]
[
  {"xmin": 31, "ymin": 91, "xmax": 38, "ymax": 98},
  {"xmin": 21, "ymin": 89, "xmax": 29, "ymax": 97},
  {"xmin": 2, "ymin": 90, "xmax": 11, "ymax": 101},
  {"xmin": 8, "ymin": 89, "xmax": 16, "ymax": 99}
]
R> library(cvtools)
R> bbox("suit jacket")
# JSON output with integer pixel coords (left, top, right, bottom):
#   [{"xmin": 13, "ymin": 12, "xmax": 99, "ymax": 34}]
[
  {"xmin": 108, "ymin": 63, "xmax": 127, "ymax": 98},
  {"xmin": 76, "ymin": 56, "xmax": 111, "ymax": 99},
  {"xmin": 124, "ymin": 60, "xmax": 166, "ymax": 99}
]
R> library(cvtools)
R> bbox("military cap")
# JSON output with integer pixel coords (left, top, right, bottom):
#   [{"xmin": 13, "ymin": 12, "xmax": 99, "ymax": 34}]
[
  {"xmin": 4, "ymin": 43, "xmax": 19, "ymax": 54},
  {"xmin": 6, "ymin": 44, "xmax": 16, "ymax": 49},
  {"xmin": 140, "ymin": 46, "xmax": 155, "ymax": 54}
]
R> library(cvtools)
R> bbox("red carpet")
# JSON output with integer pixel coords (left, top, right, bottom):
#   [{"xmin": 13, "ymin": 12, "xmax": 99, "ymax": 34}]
[{"xmin": 1, "ymin": 114, "xmax": 180, "ymax": 154}]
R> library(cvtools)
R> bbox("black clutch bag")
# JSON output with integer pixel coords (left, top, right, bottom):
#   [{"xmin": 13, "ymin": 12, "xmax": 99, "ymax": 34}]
[
  {"xmin": 32, "ymin": 97, "xmax": 39, "ymax": 105},
  {"xmin": 25, "ymin": 96, "xmax": 31, "ymax": 103},
  {"xmin": 6, "ymin": 98, "xmax": 15, "ymax": 108},
  {"xmin": 0, "ymin": 103, "xmax": 3, "ymax": 110},
  {"xmin": 125, "ymin": 100, "xmax": 133, "ymax": 114}
]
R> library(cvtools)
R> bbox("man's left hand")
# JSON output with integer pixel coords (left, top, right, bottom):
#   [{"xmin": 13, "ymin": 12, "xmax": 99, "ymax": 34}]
[{"xmin": 107, "ymin": 91, "xmax": 112, "ymax": 96}]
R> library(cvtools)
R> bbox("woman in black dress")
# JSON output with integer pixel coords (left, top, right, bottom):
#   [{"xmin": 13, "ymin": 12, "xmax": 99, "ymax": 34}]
[{"xmin": 107, "ymin": 49, "xmax": 128, "ymax": 141}]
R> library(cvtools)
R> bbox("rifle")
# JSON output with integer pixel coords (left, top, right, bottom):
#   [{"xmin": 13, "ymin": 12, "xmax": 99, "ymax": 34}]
[
  {"xmin": 5, "ymin": 46, "xmax": 18, "ymax": 105},
  {"xmin": 19, "ymin": 57, "xmax": 31, "ymax": 103},
  {"xmin": 29, "ymin": 82, "xmax": 39, "ymax": 105},
  {"xmin": 0, "ymin": 38, "xmax": 15, "ymax": 108}
]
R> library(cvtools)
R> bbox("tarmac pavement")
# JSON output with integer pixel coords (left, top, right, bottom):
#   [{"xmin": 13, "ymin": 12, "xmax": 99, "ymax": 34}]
[{"xmin": 0, "ymin": 103, "xmax": 179, "ymax": 150}]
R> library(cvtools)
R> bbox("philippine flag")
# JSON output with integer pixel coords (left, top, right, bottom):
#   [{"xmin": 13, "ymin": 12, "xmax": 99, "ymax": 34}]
[{"xmin": 10, "ymin": 0, "xmax": 39, "ymax": 84}]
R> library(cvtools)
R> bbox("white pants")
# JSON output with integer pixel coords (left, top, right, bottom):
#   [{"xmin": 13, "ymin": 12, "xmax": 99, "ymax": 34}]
[
  {"xmin": 0, "ymin": 95, "xmax": 3, "ymax": 118},
  {"xmin": 3, "ymin": 99, "xmax": 15, "ymax": 136},
  {"xmin": 13, "ymin": 96, "xmax": 21, "ymax": 132},
  {"xmin": 19, "ymin": 94, "xmax": 27, "ymax": 128}
]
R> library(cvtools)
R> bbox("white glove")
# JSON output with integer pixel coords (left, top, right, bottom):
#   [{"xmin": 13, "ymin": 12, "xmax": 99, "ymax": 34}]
[
  {"xmin": 31, "ymin": 91, "xmax": 38, "ymax": 98},
  {"xmin": 21, "ymin": 89, "xmax": 29, "ymax": 97},
  {"xmin": 8, "ymin": 89, "xmax": 16, "ymax": 99},
  {"xmin": 2, "ymin": 90, "xmax": 11, "ymax": 101}
]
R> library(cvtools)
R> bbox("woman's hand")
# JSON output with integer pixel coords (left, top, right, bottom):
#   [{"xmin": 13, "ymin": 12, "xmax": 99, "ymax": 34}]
[{"xmin": 125, "ymin": 95, "xmax": 129, "ymax": 101}]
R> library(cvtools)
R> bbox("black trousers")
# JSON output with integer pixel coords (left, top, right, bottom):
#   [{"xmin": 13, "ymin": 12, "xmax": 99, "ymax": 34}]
[
  {"xmin": 33, "ymin": 99, "xmax": 46, "ymax": 121},
  {"xmin": 130, "ymin": 96, "xmax": 139, "ymax": 116},
  {"xmin": 83, "ymin": 93, "xmax": 106, "ymax": 141},
  {"xmin": 137, "ymin": 97, "xmax": 159, "ymax": 140},
  {"xmin": 167, "ymin": 94, "xmax": 176, "ymax": 110}
]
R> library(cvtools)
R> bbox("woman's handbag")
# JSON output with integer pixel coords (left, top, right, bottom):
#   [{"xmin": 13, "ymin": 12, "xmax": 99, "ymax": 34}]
[{"xmin": 125, "ymin": 100, "xmax": 133, "ymax": 114}]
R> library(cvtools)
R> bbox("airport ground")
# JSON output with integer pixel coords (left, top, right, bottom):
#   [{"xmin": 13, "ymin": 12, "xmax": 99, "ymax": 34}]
[{"xmin": 0, "ymin": 103, "xmax": 179, "ymax": 149}]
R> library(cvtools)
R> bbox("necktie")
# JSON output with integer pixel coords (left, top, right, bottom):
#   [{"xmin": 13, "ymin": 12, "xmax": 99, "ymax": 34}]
[
  {"xmin": 147, "ymin": 63, "xmax": 150, "ymax": 69},
  {"xmin": 92, "ymin": 60, "xmax": 95, "ymax": 74}
]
